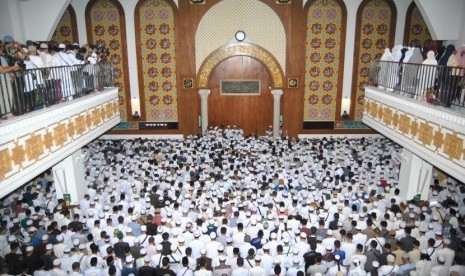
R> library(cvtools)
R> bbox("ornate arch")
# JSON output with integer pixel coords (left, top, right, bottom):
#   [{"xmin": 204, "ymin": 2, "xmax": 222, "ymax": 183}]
[
  {"xmin": 197, "ymin": 44, "xmax": 284, "ymax": 88},
  {"xmin": 85, "ymin": 0, "xmax": 131, "ymax": 121},
  {"xmin": 351, "ymin": 0, "xmax": 396, "ymax": 121}
]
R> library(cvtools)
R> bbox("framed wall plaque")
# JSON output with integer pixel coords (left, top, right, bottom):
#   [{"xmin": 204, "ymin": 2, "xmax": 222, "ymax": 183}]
[
  {"xmin": 183, "ymin": 78, "xmax": 193, "ymax": 89},
  {"xmin": 288, "ymin": 78, "xmax": 298, "ymax": 88},
  {"xmin": 220, "ymin": 80, "xmax": 260, "ymax": 95}
]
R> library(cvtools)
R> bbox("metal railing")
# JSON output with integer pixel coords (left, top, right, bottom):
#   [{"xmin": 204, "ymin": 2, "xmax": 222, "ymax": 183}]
[
  {"xmin": 369, "ymin": 60, "xmax": 465, "ymax": 108},
  {"xmin": 0, "ymin": 62, "xmax": 114, "ymax": 118}
]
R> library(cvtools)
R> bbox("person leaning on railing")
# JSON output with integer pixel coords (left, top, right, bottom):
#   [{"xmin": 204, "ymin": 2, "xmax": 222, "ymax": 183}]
[
  {"xmin": 0, "ymin": 44, "xmax": 20, "ymax": 74},
  {"xmin": 0, "ymin": 41, "xmax": 20, "ymax": 119},
  {"xmin": 1, "ymin": 35, "xmax": 28, "ymax": 116},
  {"xmin": 448, "ymin": 46, "xmax": 465, "ymax": 105}
]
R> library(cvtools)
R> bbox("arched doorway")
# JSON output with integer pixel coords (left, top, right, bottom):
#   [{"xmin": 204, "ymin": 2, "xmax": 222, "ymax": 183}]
[{"xmin": 197, "ymin": 44, "xmax": 284, "ymax": 136}]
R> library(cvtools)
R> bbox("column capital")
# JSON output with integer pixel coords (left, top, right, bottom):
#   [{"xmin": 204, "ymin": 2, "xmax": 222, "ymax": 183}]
[
  {"xmin": 271, "ymin": 89, "xmax": 283, "ymax": 99},
  {"xmin": 198, "ymin": 89, "xmax": 211, "ymax": 97}
]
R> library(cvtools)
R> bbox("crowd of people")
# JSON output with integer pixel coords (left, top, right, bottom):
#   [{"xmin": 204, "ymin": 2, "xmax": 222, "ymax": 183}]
[
  {"xmin": 0, "ymin": 127, "xmax": 464, "ymax": 276},
  {"xmin": 377, "ymin": 43, "xmax": 465, "ymax": 108},
  {"xmin": 0, "ymin": 35, "xmax": 111, "ymax": 118}
]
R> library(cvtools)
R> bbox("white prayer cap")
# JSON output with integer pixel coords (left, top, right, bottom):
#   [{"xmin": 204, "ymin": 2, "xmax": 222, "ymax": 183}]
[
  {"xmin": 372, "ymin": 261, "xmax": 379, "ymax": 268},
  {"xmin": 387, "ymin": 254, "xmax": 395, "ymax": 263},
  {"xmin": 26, "ymin": 246, "xmax": 34, "ymax": 252},
  {"xmin": 125, "ymin": 256, "xmax": 134, "ymax": 263},
  {"xmin": 200, "ymin": 249, "xmax": 207, "ymax": 255},
  {"xmin": 53, "ymin": 259, "xmax": 61, "ymax": 266},
  {"xmin": 144, "ymin": 256, "xmax": 151, "ymax": 263},
  {"xmin": 46, "ymin": 244, "xmax": 53, "ymax": 250},
  {"xmin": 438, "ymin": 255, "xmax": 445, "ymax": 263}
]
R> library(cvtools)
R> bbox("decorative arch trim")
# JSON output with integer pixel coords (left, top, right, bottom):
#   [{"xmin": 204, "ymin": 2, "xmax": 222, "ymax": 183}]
[{"xmin": 197, "ymin": 43, "xmax": 284, "ymax": 88}]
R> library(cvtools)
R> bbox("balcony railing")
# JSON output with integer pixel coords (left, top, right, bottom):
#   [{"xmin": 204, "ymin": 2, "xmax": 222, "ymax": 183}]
[
  {"xmin": 369, "ymin": 60, "xmax": 465, "ymax": 108},
  {"xmin": 0, "ymin": 62, "xmax": 114, "ymax": 118}
]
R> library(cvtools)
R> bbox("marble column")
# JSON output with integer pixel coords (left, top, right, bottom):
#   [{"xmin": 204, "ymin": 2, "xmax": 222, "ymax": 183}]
[
  {"xmin": 398, "ymin": 148, "xmax": 432, "ymax": 201},
  {"xmin": 271, "ymin": 89, "xmax": 283, "ymax": 139},
  {"xmin": 52, "ymin": 149, "xmax": 87, "ymax": 205},
  {"xmin": 198, "ymin": 89, "xmax": 210, "ymax": 135}
]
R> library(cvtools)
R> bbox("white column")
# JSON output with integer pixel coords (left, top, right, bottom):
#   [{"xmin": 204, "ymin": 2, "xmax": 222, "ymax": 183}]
[
  {"xmin": 271, "ymin": 89, "xmax": 283, "ymax": 139},
  {"xmin": 398, "ymin": 148, "xmax": 433, "ymax": 201},
  {"xmin": 198, "ymin": 89, "xmax": 210, "ymax": 135},
  {"xmin": 52, "ymin": 149, "xmax": 87, "ymax": 205}
]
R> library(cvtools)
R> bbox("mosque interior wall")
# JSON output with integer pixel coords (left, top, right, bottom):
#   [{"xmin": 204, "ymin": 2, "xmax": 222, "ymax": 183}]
[{"xmin": 1, "ymin": 0, "xmax": 465, "ymax": 137}]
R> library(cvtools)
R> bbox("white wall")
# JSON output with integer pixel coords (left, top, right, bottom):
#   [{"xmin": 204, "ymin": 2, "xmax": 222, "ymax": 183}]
[
  {"xmin": 415, "ymin": 0, "xmax": 465, "ymax": 41},
  {"xmin": 119, "ymin": 0, "xmax": 139, "ymax": 98},
  {"xmin": 21, "ymin": 0, "xmax": 71, "ymax": 41},
  {"xmin": 70, "ymin": 0, "xmax": 89, "ymax": 44},
  {"xmin": 0, "ymin": 0, "xmax": 26, "ymax": 42},
  {"xmin": 340, "ymin": 0, "xmax": 363, "ymax": 99},
  {"xmin": 0, "ymin": 0, "xmax": 70, "ymax": 42},
  {"xmin": 393, "ymin": 0, "xmax": 412, "ymax": 46}
]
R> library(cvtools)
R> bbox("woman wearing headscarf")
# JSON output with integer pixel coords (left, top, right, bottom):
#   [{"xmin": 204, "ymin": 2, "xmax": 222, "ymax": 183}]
[
  {"xmin": 378, "ymin": 48, "xmax": 393, "ymax": 89},
  {"xmin": 417, "ymin": 51, "xmax": 438, "ymax": 97},
  {"xmin": 437, "ymin": 44, "xmax": 456, "ymax": 106},
  {"xmin": 452, "ymin": 45, "xmax": 465, "ymax": 105}
]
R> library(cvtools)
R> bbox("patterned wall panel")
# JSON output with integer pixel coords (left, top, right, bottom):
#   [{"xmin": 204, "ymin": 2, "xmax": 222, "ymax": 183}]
[
  {"xmin": 0, "ymin": 98, "xmax": 119, "ymax": 183},
  {"xmin": 136, "ymin": 0, "xmax": 178, "ymax": 122},
  {"xmin": 304, "ymin": 0, "xmax": 345, "ymax": 121},
  {"xmin": 404, "ymin": 3, "xmax": 432, "ymax": 48},
  {"xmin": 86, "ymin": 0, "xmax": 130, "ymax": 121},
  {"xmin": 51, "ymin": 5, "xmax": 78, "ymax": 44},
  {"xmin": 353, "ymin": 0, "xmax": 395, "ymax": 121},
  {"xmin": 196, "ymin": 0, "xmax": 286, "ymax": 76},
  {"xmin": 364, "ymin": 97, "xmax": 465, "ymax": 167}
]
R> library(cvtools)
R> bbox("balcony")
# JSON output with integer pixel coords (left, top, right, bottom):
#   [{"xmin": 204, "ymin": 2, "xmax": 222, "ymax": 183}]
[
  {"xmin": 364, "ymin": 60, "xmax": 465, "ymax": 182},
  {"xmin": 0, "ymin": 63, "xmax": 120, "ymax": 199}
]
